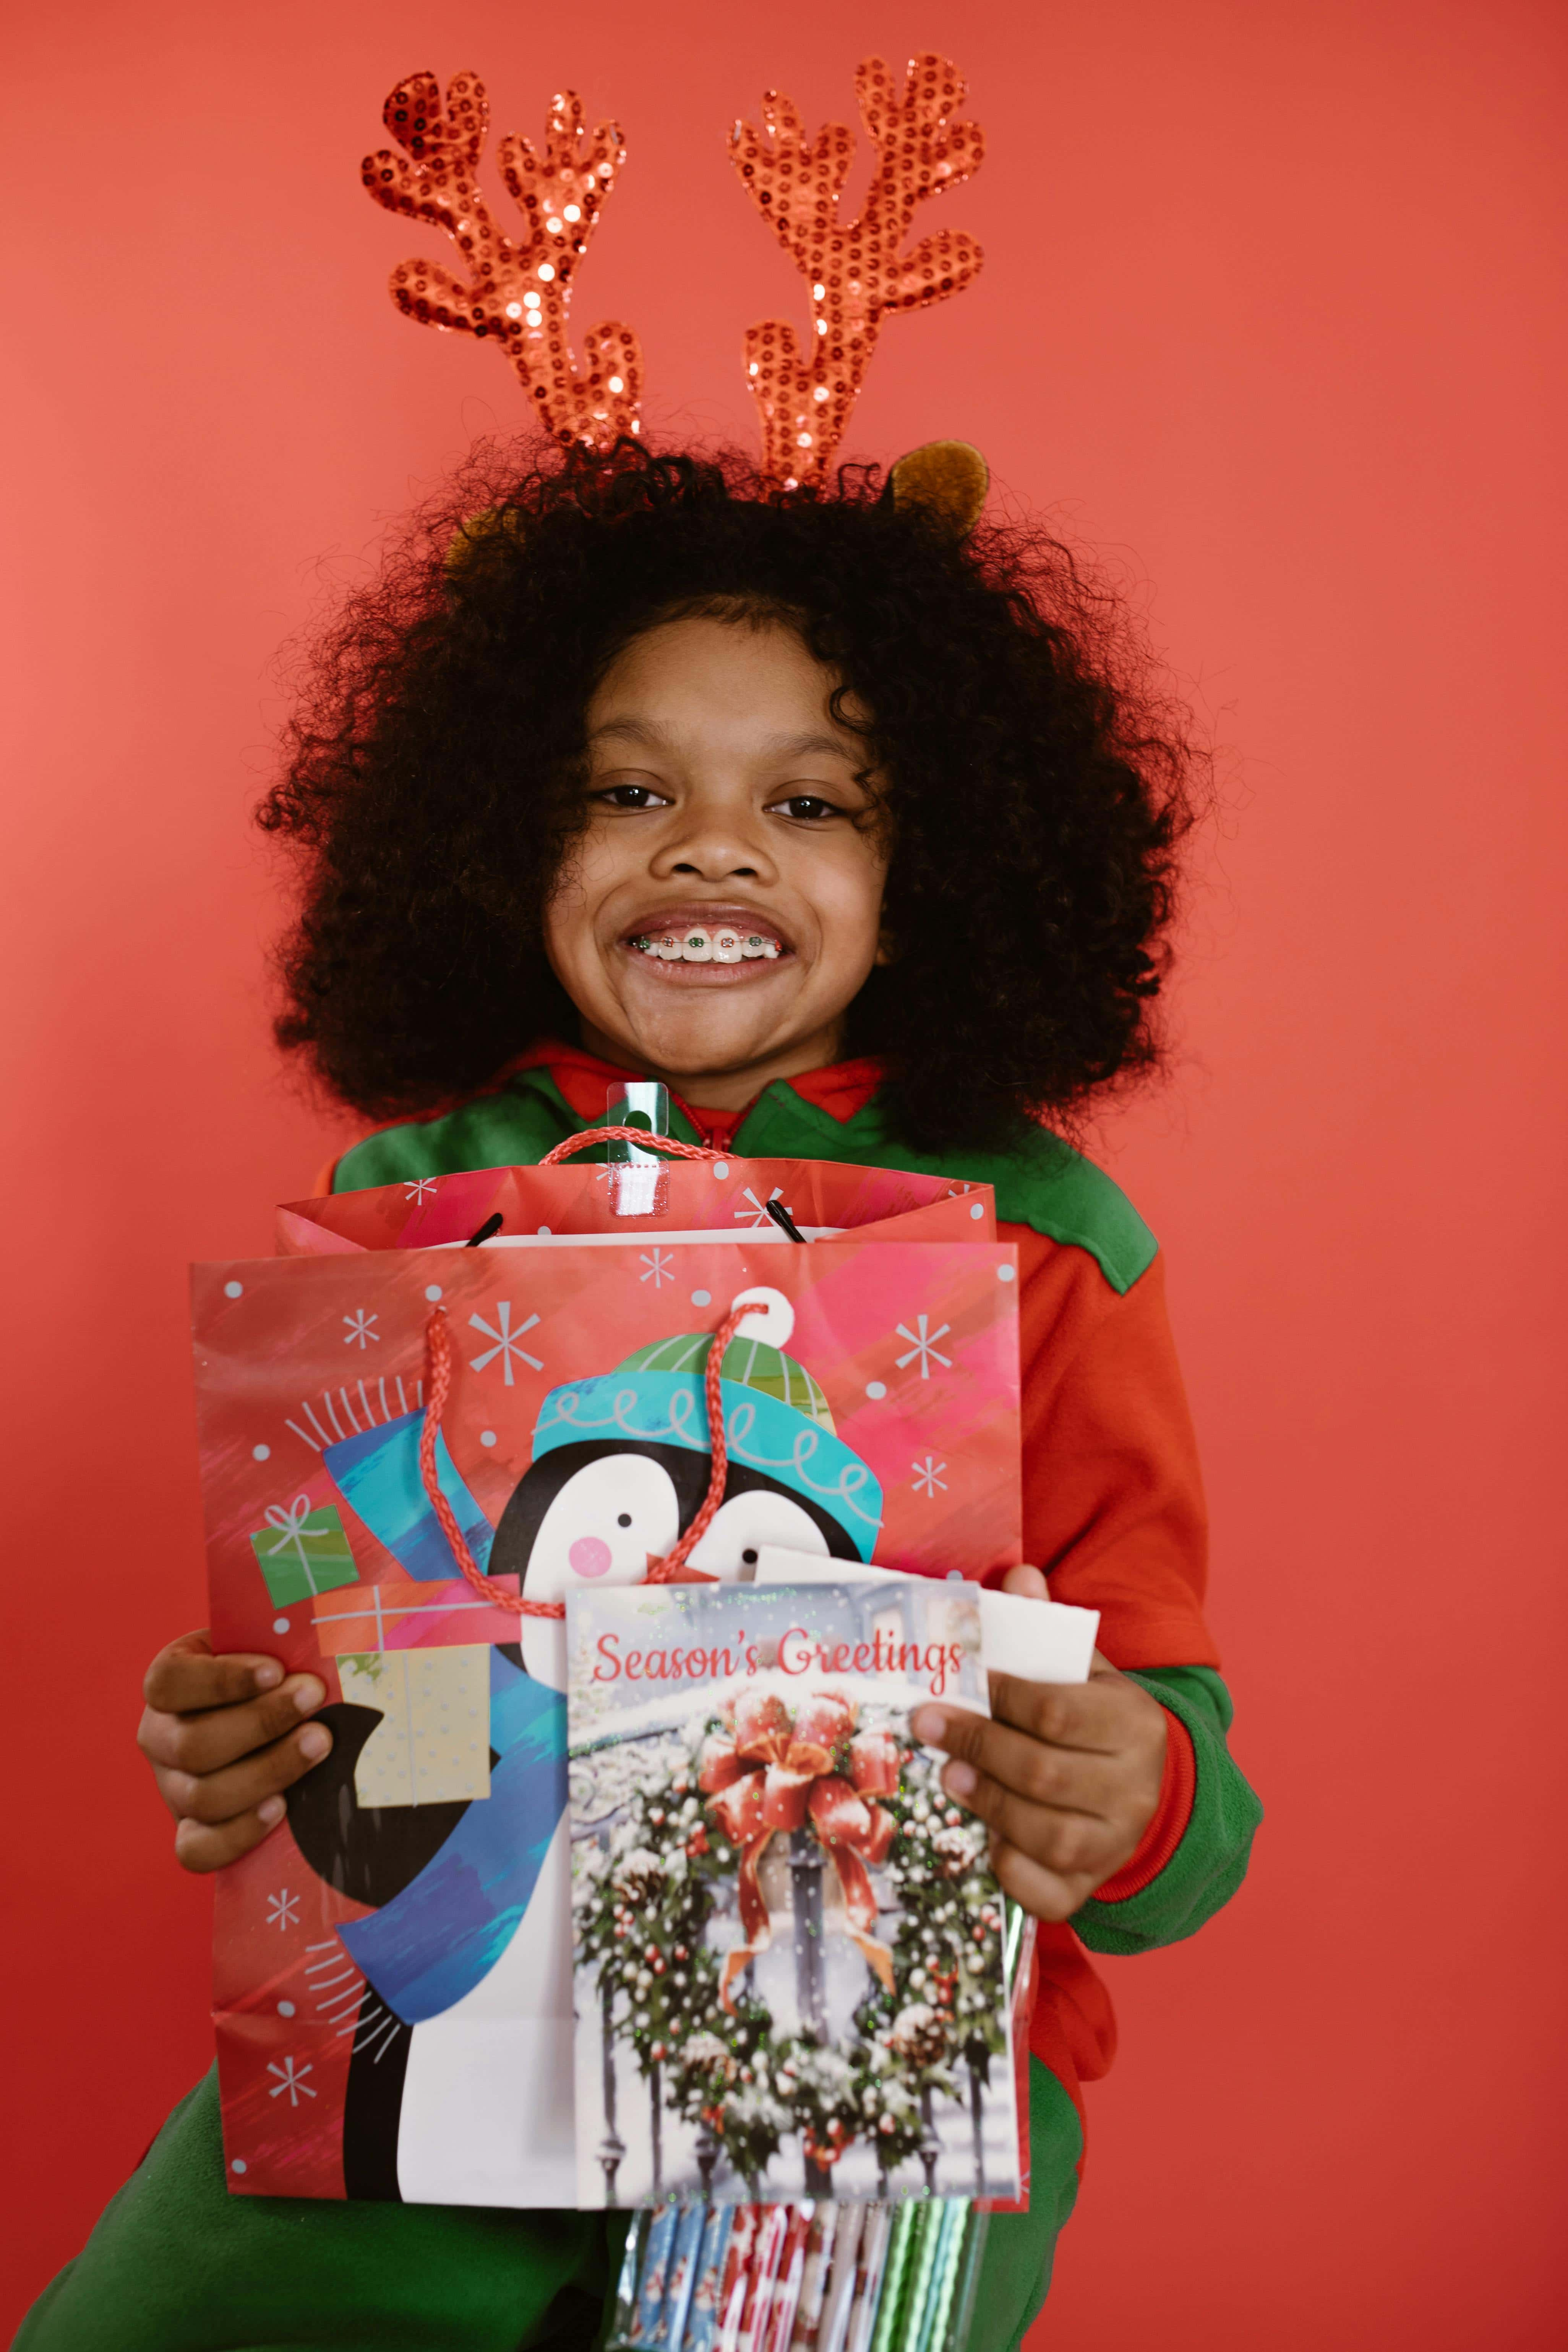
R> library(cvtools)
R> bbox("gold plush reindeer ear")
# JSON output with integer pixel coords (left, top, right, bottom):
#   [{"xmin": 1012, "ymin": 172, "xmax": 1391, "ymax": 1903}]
[{"xmin": 888, "ymin": 439, "xmax": 989, "ymax": 537}]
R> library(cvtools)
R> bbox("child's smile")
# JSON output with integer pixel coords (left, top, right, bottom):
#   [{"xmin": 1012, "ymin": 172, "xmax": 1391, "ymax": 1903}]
[
  {"xmin": 619, "ymin": 900, "xmax": 789, "ymax": 980},
  {"xmin": 543, "ymin": 614, "xmax": 891, "ymax": 1109}
]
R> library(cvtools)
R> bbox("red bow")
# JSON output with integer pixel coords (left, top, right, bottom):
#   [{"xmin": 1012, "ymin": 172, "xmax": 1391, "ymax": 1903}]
[{"xmin": 699, "ymin": 1688, "xmax": 902, "ymax": 2010}]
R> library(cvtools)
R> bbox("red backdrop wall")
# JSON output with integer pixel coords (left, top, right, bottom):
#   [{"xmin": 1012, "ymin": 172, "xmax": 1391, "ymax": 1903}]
[{"xmin": 3, "ymin": 0, "xmax": 1565, "ymax": 2341}]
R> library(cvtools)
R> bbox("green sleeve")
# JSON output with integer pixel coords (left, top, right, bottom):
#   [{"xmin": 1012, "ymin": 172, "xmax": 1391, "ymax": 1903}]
[{"xmin": 1072, "ymin": 1666, "xmax": 1263, "ymax": 1957}]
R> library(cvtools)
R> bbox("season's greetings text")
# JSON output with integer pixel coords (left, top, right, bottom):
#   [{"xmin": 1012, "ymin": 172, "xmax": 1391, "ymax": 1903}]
[{"xmin": 592, "ymin": 1626, "xmax": 966, "ymax": 1699}]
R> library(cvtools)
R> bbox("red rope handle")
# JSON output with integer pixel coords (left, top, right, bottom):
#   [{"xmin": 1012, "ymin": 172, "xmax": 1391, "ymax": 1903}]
[
  {"xmin": 420, "ymin": 1310, "xmax": 563, "ymax": 1616},
  {"xmin": 538, "ymin": 1126, "xmax": 724, "ymax": 1166},
  {"xmin": 644, "ymin": 1303, "xmax": 746, "ymax": 1583},
  {"xmin": 418, "ymin": 1299, "xmax": 749, "ymax": 1616}
]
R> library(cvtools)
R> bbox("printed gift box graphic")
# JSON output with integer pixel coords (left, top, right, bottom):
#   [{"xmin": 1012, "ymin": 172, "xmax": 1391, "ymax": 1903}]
[
  {"xmin": 247, "ymin": 1497, "xmax": 358, "ymax": 1606},
  {"xmin": 192, "ymin": 1151, "xmax": 1023, "ymax": 2206}
]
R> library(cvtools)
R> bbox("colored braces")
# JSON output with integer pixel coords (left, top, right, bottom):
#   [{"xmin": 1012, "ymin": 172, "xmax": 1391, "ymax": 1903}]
[{"xmin": 629, "ymin": 929, "xmax": 782, "ymax": 963}]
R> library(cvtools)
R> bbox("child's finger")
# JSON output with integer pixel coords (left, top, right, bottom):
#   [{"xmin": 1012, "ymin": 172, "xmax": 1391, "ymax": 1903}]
[
  {"xmin": 173, "ymin": 1799, "xmax": 290, "ymax": 1876},
  {"xmin": 986, "ymin": 1834, "xmax": 1093, "ymax": 1925},
  {"xmin": 931, "ymin": 1756, "xmax": 1111, "ymax": 1882},
  {"xmin": 913, "ymin": 1705, "xmax": 1121, "ymax": 1817},
  {"xmin": 143, "ymin": 1631, "xmax": 284, "ymax": 1714},
  {"xmin": 137, "ymin": 1674, "xmax": 328, "ymax": 1776},
  {"xmin": 986, "ymin": 1671, "xmax": 1138, "ymax": 1754},
  {"xmin": 155, "ymin": 1719, "xmax": 333, "ymax": 1830}
]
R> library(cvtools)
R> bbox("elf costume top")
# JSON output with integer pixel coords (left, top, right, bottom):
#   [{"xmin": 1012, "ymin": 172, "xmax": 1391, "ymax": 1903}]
[
  {"xmin": 324, "ymin": 1040, "xmax": 1264, "ymax": 2144},
  {"xmin": 18, "ymin": 1047, "xmax": 1260, "ymax": 2352}
]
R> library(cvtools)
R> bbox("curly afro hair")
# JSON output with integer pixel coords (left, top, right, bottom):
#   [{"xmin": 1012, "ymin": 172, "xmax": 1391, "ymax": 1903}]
[{"xmin": 259, "ymin": 439, "xmax": 1200, "ymax": 1153}]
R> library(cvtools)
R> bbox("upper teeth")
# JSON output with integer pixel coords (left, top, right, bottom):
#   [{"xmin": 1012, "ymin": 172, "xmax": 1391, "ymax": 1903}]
[{"xmin": 633, "ymin": 928, "xmax": 780, "ymax": 962}]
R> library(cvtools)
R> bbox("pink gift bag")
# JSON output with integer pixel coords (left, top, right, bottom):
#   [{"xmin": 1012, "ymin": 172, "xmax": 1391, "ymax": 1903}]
[{"xmin": 192, "ymin": 1140, "xmax": 1023, "ymax": 2204}]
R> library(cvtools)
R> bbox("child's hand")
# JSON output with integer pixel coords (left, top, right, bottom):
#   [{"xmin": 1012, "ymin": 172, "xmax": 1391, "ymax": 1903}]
[
  {"xmin": 910, "ymin": 1565, "xmax": 1169, "ymax": 1923},
  {"xmin": 136, "ymin": 1631, "xmax": 334, "ymax": 1873}
]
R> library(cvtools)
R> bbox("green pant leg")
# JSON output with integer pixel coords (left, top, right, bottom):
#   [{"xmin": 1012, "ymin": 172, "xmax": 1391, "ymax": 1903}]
[
  {"xmin": 13, "ymin": 2070, "xmax": 629, "ymax": 2352},
  {"xmin": 961, "ymin": 2058, "xmax": 1082, "ymax": 2352},
  {"xmin": 15, "ymin": 2064, "xmax": 1073, "ymax": 2352}
]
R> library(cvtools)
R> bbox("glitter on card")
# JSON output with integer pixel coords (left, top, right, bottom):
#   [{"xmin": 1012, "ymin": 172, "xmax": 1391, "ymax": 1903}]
[
  {"xmin": 727, "ymin": 54, "xmax": 986, "ymax": 488},
  {"xmin": 362, "ymin": 72, "xmax": 641, "ymax": 449}
]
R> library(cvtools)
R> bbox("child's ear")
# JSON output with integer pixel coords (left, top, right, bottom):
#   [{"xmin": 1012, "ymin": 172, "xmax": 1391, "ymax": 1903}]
[{"xmin": 874, "ymin": 928, "xmax": 897, "ymax": 968}]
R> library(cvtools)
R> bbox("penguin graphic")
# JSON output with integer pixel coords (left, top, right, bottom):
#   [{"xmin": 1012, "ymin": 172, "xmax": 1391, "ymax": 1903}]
[{"xmin": 284, "ymin": 1286, "xmax": 882, "ymax": 2204}]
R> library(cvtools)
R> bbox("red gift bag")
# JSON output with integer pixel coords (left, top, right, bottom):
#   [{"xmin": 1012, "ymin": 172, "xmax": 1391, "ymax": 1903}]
[{"xmin": 193, "ymin": 1142, "xmax": 1023, "ymax": 2204}]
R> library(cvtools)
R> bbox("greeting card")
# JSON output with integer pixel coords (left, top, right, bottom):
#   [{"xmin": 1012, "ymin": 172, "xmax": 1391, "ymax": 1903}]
[{"xmin": 568, "ymin": 1579, "xmax": 1021, "ymax": 2208}]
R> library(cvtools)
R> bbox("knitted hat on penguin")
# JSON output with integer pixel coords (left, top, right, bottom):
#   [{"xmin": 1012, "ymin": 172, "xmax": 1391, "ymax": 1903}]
[{"xmin": 530, "ymin": 1294, "xmax": 882, "ymax": 1559}]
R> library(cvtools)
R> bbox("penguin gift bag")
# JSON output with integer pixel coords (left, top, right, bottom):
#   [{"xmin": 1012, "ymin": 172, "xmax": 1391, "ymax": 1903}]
[{"xmin": 191, "ymin": 1131, "xmax": 1024, "ymax": 2205}]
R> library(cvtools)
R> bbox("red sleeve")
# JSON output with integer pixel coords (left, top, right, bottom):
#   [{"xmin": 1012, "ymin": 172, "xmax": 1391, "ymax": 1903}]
[{"xmin": 1004, "ymin": 1226, "xmax": 1220, "ymax": 1672}]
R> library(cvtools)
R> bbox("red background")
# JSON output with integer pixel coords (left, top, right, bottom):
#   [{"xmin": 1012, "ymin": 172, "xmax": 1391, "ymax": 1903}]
[{"xmin": 3, "ymin": 0, "xmax": 1564, "ymax": 2341}]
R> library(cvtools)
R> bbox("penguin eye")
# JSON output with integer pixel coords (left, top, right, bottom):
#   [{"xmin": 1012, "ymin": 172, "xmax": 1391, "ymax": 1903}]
[
  {"xmin": 505, "ymin": 1450, "xmax": 685, "ymax": 1697},
  {"xmin": 686, "ymin": 1491, "xmax": 832, "ymax": 1580},
  {"xmin": 520, "ymin": 1455, "xmax": 682, "ymax": 1598}
]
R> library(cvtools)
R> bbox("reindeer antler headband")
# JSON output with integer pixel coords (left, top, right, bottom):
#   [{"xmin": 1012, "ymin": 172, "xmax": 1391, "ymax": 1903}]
[{"xmin": 363, "ymin": 55, "xmax": 989, "ymax": 525}]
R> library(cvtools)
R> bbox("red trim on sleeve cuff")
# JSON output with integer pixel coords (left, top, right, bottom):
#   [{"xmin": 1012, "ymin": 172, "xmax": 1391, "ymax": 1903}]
[{"xmin": 1090, "ymin": 1709, "xmax": 1195, "ymax": 1903}]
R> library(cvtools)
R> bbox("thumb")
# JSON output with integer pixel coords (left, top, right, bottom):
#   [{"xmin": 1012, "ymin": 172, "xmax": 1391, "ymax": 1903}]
[{"xmin": 999, "ymin": 1562, "xmax": 1049, "ymax": 1601}]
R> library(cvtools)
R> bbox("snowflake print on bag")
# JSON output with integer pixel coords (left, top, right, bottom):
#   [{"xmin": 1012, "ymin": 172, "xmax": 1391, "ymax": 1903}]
[
  {"xmin": 268, "ymin": 2057, "xmax": 316, "ymax": 2107},
  {"xmin": 469, "ymin": 1300, "xmax": 544, "ymax": 1384},
  {"xmin": 735, "ymin": 1186, "xmax": 788, "ymax": 1228},
  {"xmin": 894, "ymin": 1314, "xmax": 952, "ymax": 1378}
]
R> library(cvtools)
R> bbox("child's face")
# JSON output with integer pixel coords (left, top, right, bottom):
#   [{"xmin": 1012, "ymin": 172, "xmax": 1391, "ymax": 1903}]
[{"xmin": 543, "ymin": 615, "xmax": 890, "ymax": 1101}]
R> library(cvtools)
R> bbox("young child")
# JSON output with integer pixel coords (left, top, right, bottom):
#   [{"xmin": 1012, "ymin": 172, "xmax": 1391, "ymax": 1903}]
[{"xmin": 19, "ymin": 443, "xmax": 1261, "ymax": 2352}]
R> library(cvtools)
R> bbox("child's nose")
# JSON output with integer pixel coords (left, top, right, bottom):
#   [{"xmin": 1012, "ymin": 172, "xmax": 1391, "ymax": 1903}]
[
  {"xmin": 653, "ymin": 803, "xmax": 776, "ymax": 882},
  {"xmin": 667, "ymin": 847, "xmax": 764, "ymax": 880}
]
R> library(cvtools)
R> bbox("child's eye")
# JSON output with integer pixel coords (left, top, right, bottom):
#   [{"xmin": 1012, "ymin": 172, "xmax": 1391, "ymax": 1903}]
[
  {"xmin": 768, "ymin": 792, "xmax": 843, "ymax": 822},
  {"xmin": 593, "ymin": 783, "xmax": 672, "ymax": 810}
]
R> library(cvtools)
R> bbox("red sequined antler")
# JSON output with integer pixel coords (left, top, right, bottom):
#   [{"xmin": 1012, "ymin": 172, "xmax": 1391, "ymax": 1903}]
[
  {"xmin": 363, "ymin": 70, "xmax": 642, "ymax": 448},
  {"xmin": 729, "ymin": 54, "xmax": 985, "ymax": 488}
]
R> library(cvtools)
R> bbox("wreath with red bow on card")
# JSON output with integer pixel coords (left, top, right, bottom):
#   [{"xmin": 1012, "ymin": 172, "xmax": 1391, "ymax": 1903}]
[{"xmin": 571, "ymin": 1689, "xmax": 1007, "ymax": 2187}]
